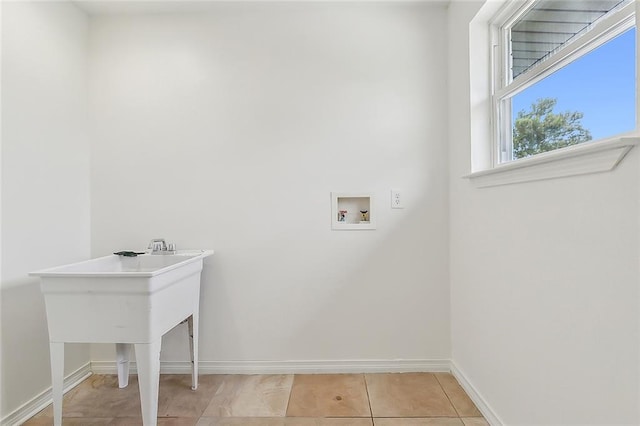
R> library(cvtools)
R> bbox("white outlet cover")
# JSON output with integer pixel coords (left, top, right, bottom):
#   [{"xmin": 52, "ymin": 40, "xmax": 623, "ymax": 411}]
[{"xmin": 391, "ymin": 190, "xmax": 404, "ymax": 209}]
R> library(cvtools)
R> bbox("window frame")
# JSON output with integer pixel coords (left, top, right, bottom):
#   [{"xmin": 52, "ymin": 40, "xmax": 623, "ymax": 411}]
[{"xmin": 489, "ymin": 0, "xmax": 637, "ymax": 166}]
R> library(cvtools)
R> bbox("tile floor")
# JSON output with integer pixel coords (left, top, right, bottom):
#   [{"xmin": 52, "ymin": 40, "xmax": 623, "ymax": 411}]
[{"xmin": 24, "ymin": 373, "xmax": 488, "ymax": 426}]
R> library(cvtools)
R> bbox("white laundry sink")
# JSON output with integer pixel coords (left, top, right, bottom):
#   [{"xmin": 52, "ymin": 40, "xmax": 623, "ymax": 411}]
[
  {"xmin": 30, "ymin": 249, "xmax": 214, "ymax": 426},
  {"xmin": 31, "ymin": 250, "xmax": 213, "ymax": 343},
  {"xmin": 39, "ymin": 251, "xmax": 204, "ymax": 274}
]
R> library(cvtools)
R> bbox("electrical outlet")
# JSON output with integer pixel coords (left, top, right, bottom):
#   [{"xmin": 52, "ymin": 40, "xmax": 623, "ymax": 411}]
[{"xmin": 391, "ymin": 190, "xmax": 404, "ymax": 209}]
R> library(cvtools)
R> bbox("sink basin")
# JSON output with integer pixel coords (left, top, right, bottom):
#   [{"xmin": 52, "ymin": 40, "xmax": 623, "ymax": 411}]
[
  {"xmin": 30, "ymin": 249, "xmax": 214, "ymax": 426},
  {"xmin": 30, "ymin": 250, "xmax": 214, "ymax": 342},
  {"xmin": 31, "ymin": 250, "xmax": 211, "ymax": 276}
]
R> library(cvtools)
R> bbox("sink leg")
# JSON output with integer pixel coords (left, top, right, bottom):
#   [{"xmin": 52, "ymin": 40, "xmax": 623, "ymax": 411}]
[
  {"xmin": 116, "ymin": 343, "xmax": 132, "ymax": 388},
  {"xmin": 187, "ymin": 313, "xmax": 199, "ymax": 390},
  {"xmin": 135, "ymin": 340, "xmax": 161, "ymax": 426},
  {"xmin": 49, "ymin": 342, "xmax": 64, "ymax": 426}
]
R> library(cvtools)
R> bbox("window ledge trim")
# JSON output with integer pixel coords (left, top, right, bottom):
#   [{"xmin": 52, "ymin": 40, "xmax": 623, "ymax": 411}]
[{"xmin": 464, "ymin": 135, "xmax": 640, "ymax": 188}]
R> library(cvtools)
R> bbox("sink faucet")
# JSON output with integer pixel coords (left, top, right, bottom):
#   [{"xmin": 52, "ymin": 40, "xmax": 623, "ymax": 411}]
[
  {"xmin": 148, "ymin": 238, "xmax": 168, "ymax": 254},
  {"xmin": 148, "ymin": 238, "xmax": 177, "ymax": 254}
]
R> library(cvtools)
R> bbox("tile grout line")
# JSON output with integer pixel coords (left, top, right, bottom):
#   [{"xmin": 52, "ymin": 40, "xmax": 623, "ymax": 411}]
[
  {"xmin": 433, "ymin": 372, "xmax": 463, "ymax": 419},
  {"xmin": 195, "ymin": 375, "xmax": 220, "ymax": 421},
  {"xmin": 362, "ymin": 373, "xmax": 375, "ymax": 426},
  {"xmin": 284, "ymin": 373, "xmax": 296, "ymax": 418},
  {"xmin": 196, "ymin": 376, "xmax": 217, "ymax": 425}
]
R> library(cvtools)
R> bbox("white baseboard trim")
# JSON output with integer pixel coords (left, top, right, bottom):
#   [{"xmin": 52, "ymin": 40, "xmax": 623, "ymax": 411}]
[
  {"xmin": 450, "ymin": 360, "xmax": 504, "ymax": 426},
  {"xmin": 1, "ymin": 362, "xmax": 92, "ymax": 426},
  {"xmin": 91, "ymin": 358, "xmax": 451, "ymax": 375}
]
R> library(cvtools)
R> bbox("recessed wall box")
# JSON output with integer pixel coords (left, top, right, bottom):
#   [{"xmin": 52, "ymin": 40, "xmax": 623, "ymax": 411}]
[{"xmin": 331, "ymin": 192, "xmax": 376, "ymax": 230}]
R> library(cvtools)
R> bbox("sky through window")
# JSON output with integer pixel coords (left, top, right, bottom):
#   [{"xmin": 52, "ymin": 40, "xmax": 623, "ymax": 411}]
[{"xmin": 512, "ymin": 27, "xmax": 636, "ymax": 141}]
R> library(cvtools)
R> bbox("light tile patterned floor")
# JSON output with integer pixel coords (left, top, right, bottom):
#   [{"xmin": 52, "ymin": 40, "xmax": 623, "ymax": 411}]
[{"xmin": 23, "ymin": 373, "xmax": 489, "ymax": 426}]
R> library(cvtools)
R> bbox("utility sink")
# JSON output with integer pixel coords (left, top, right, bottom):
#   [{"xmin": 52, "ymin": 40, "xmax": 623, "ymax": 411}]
[
  {"xmin": 39, "ymin": 251, "xmax": 204, "ymax": 274},
  {"xmin": 30, "ymin": 249, "xmax": 214, "ymax": 426}
]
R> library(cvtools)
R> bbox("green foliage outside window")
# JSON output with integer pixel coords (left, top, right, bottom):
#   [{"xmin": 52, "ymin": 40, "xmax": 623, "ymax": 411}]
[{"xmin": 513, "ymin": 97, "xmax": 592, "ymax": 159}]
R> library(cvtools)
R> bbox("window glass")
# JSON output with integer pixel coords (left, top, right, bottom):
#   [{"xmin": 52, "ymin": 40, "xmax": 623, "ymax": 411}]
[
  {"xmin": 508, "ymin": 27, "xmax": 636, "ymax": 160},
  {"xmin": 511, "ymin": 0, "xmax": 629, "ymax": 80}
]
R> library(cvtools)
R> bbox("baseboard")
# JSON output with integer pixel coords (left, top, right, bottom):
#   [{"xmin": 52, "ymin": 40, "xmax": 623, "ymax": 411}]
[
  {"xmin": 91, "ymin": 358, "xmax": 451, "ymax": 375},
  {"xmin": 1, "ymin": 362, "xmax": 91, "ymax": 426},
  {"xmin": 450, "ymin": 360, "xmax": 504, "ymax": 426}
]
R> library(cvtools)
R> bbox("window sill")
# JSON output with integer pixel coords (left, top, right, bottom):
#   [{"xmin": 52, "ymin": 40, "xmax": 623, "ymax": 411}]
[{"xmin": 464, "ymin": 135, "xmax": 640, "ymax": 188}]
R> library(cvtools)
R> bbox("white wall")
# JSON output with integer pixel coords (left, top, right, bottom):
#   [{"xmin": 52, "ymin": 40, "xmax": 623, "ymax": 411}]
[
  {"xmin": 448, "ymin": 1, "xmax": 640, "ymax": 424},
  {"xmin": 88, "ymin": 2, "xmax": 451, "ymax": 364},
  {"xmin": 1, "ymin": 1, "xmax": 91, "ymax": 418}
]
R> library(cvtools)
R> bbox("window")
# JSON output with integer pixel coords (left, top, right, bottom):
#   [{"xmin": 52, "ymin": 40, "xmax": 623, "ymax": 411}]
[{"xmin": 491, "ymin": 0, "xmax": 636, "ymax": 164}]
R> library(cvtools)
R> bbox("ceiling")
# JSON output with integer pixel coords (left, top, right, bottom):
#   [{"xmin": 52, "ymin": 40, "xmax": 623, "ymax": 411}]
[{"xmin": 73, "ymin": 0, "xmax": 451, "ymax": 16}]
